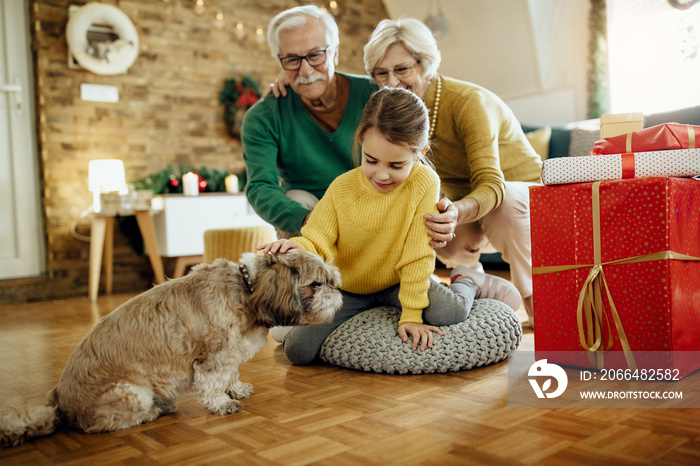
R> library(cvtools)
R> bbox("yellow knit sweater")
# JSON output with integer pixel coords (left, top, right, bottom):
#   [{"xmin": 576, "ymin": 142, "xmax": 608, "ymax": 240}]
[
  {"xmin": 423, "ymin": 75, "xmax": 542, "ymax": 220},
  {"xmin": 292, "ymin": 163, "xmax": 440, "ymax": 325}
]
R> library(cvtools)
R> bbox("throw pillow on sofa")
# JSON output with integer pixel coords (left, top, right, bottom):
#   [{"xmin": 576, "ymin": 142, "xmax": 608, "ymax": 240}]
[
  {"xmin": 525, "ymin": 126, "xmax": 552, "ymax": 160},
  {"xmin": 569, "ymin": 127, "xmax": 601, "ymax": 157}
]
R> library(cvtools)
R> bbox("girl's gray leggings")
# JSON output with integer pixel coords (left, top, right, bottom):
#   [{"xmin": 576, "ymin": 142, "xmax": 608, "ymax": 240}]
[{"xmin": 282, "ymin": 277, "xmax": 478, "ymax": 365}]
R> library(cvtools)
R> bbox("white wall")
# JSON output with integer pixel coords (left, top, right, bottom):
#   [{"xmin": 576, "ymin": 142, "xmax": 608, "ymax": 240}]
[
  {"xmin": 607, "ymin": 0, "xmax": 700, "ymax": 114},
  {"xmin": 381, "ymin": 0, "xmax": 591, "ymax": 125}
]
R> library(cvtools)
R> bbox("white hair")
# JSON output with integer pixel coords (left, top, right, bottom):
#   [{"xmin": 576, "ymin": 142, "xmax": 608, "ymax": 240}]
[
  {"xmin": 364, "ymin": 18, "xmax": 441, "ymax": 80},
  {"xmin": 267, "ymin": 5, "xmax": 340, "ymax": 58}
]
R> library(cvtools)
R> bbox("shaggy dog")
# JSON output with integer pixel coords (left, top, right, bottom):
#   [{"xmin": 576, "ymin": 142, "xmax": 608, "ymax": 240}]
[{"xmin": 0, "ymin": 250, "xmax": 342, "ymax": 448}]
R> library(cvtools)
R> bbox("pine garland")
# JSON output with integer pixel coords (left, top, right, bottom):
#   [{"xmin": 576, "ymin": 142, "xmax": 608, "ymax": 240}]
[{"xmin": 133, "ymin": 164, "xmax": 245, "ymax": 195}]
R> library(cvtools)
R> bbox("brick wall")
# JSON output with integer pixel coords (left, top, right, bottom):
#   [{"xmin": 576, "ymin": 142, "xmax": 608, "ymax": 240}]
[{"xmin": 0, "ymin": 0, "xmax": 387, "ymax": 304}]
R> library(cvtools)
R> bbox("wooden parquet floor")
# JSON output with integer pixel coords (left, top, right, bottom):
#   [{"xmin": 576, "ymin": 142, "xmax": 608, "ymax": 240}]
[{"xmin": 1, "ymin": 272, "xmax": 700, "ymax": 465}]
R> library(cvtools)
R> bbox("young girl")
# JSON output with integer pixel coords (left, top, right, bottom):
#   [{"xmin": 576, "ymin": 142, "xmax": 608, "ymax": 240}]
[{"xmin": 257, "ymin": 87, "xmax": 520, "ymax": 365}]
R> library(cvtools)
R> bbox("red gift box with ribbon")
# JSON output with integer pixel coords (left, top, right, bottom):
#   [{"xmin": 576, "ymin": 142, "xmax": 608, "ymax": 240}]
[
  {"xmin": 591, "ymin": 123, "xmax": 700, "ymax": 155},
  {"xmin": 530, "ymin": 177, "xmax": 700, "ymax": 377}
]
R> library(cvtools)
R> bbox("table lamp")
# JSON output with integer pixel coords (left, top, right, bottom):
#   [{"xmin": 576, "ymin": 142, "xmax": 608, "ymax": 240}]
[{"xmin": 88, "ymin": 159, "xmax": 128, "ymax": 213}]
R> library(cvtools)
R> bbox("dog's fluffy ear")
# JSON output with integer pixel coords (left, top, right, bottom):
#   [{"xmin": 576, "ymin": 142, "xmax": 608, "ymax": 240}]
[
  {"xmin": 239, "ymin": 252, "xmax": 257, "ymax": 263},
  {"xmin": 247, "ymin": 253, "xmax": 305, "ymax": 327}
]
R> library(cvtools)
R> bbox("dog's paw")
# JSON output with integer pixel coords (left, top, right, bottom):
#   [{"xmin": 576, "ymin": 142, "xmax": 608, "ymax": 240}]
[
  {"xmin": 155, "ymin": 402, "xmax": 176, "ymax": 416},
  {"xmin": 227, "ymin": 381, "xmax": 254, "ymax": 400},
  {"xmin": 208, "ymin": 398, "xmax": 243, "ymax": 415}
]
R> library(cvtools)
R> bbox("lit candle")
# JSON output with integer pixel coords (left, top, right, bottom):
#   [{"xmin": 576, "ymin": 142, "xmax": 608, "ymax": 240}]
[
  {"xmin": 182, "ymin": 172, "xmax": 199, "ymax": 196},
  {"xmin": 225, "ymin": 174, "xmax": 239, "ymax": 193}
]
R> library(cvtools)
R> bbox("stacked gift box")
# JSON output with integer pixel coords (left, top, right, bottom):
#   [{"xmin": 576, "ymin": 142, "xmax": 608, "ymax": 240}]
[{"xmin": 530, "ymin": 121, "xmax": 700, "ymax": 378}]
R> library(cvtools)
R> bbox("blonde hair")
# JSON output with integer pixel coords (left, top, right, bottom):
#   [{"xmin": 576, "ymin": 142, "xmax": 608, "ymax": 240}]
[
  {"xmin": 363, "ymin": 18, "xmax": 441, "ymax": 81},
  {"xmin": 267, "ymin": 5, "xmax": 339, "ymax": 58},
  {"xmin": 353, "ymin": 87, "xmax": 430, "ymax": 166}
]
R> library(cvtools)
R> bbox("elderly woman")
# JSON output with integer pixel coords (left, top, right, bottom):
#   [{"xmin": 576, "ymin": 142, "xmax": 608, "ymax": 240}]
[{"xmin": 363, "ymin": 18, "xmax": 542, "ymax": 326}]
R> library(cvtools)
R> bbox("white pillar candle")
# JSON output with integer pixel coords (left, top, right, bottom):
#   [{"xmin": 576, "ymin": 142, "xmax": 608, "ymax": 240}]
[
  {"xmin": 225, "ymin": 174, "xmax": 239, "ymax": 193},
  {"xmin": 182, "ymin": 172, "xmax": 199, "ymax": 196}
]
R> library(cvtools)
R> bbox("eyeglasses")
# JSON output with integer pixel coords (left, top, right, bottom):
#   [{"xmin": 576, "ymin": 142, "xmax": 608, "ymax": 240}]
[
  {"xmin": 371, "ymin": 62, "xmax": 420, "ymax": 83},
  {"xmin": 278, "ymin": 47, "xmax": 330, "ymax": 71}
]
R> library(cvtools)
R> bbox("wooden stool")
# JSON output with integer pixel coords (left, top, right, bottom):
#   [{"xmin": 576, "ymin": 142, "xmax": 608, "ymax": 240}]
[
  {"xmin": 203, "ymin": 226, "xmax": 274, "ymax": 263},
  {"xmin": 172, "ymin": 255, "xmax": 203, "ymax": 278}
]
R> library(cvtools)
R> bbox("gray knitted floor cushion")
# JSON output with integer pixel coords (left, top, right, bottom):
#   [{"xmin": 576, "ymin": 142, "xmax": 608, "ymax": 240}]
[{"xmin": 319, "ymin": 299, "xmax": 522, "ymax": 374}]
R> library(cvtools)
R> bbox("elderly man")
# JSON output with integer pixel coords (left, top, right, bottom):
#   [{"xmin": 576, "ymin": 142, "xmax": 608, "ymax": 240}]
[{"xmin": 242, "ymin": 5, "xmax": 377, "ymax": 236}]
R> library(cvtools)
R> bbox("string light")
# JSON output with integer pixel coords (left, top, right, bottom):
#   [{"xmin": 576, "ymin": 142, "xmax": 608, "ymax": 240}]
[
  {"xmin": 235, "ymin": 22, "xmax": 246, "ymax": 39},
  {"xmin": 214, "ymin": 10, "xmax": 225, "ymax": 30},
  {"xmin": 255, "ymin": 26, "xmax": 265, "ymax": 43},
  {"xmin": 186, "ymin": 2, "xmax": 265, "ymax": 45},
  {"xmin": 193, "ymin": 0, "xmax": 205, "ymax": 16}
]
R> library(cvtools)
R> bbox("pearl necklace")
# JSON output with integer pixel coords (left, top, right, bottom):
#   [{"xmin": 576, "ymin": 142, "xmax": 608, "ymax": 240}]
[{"xmin": 428, "ymin": 75, "xmax": 442, "ymax": 140}]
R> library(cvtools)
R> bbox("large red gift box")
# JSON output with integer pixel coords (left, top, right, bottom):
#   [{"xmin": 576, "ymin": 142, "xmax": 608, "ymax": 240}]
[
  {"xmin": 592, "ymin": 123, "xmax": 700, "ymax": 155},
  {"xmin": 530, "ymin": 177, "xmax": 700, "ymax": 377}
]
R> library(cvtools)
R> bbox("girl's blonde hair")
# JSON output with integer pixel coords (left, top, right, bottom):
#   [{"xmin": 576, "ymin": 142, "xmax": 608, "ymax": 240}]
[{"xmin": 353, "ymin": 87, "xmax": 430, "ymax": 166}]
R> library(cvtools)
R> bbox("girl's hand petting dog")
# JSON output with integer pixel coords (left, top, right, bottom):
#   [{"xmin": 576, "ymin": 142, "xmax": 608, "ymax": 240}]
[
  {"xmin": 257, "ymin": 239, "xmax": 301, "ymax": 254},
  {"xmin": 398, "ymin": 322, "xmax": 444, "ymax": 351}
]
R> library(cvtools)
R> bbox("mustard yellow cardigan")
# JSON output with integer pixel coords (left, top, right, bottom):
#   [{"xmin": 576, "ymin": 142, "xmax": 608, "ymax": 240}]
[
  {"xmin": 292, "ymin": 164, "xmax": 440, "ymax": 325},
  {"xmin": 423, "ymin": 75, "xmax": 542, "ymax": 220}
]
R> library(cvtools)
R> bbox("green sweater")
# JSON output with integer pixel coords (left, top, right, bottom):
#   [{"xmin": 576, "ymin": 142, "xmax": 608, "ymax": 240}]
[{"xmin": 242, "ymin": 72, "xmax": 377, "ymax": 234}]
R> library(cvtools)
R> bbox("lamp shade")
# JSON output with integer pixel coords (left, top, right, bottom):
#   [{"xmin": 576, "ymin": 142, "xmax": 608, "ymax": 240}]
[{"xmin": 88, "ymin": 159, "xmax": 127, "ymax": 193}]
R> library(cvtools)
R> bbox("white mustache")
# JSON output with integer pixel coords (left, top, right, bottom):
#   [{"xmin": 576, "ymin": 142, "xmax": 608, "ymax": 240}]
[{"xmin": 295, "ymin": 73, "xmax": 326, "ymax": 86}]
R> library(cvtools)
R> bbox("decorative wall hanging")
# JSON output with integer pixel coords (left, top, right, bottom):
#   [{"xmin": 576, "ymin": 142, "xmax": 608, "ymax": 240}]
[{"xmin": 66, "ymin": 3, "xmax": 139, "ymax": 75}]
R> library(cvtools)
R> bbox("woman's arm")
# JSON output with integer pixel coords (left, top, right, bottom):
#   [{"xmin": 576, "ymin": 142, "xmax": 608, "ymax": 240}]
[
  {"xmin": 425, "ymin": 87, "xmax": 509, "ymax": 247},
  {"xmin": 454, "ymin": 89, "xmax": 507, "ymax": 218},
  {"xmin": 424, "ymin": 196, "xmax": 480, "ymax": 249}
]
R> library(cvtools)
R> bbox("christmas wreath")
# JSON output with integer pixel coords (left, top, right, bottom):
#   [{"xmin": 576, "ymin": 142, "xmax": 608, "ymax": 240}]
[{"xmin": 219, "ymin": 76, "xmax": 261, "ymax": 138}]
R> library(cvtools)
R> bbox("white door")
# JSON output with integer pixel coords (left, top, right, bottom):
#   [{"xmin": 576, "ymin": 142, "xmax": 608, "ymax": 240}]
[{"xmin": 0, "ymin": 0, "xmax": 45, "ymax": 279}]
